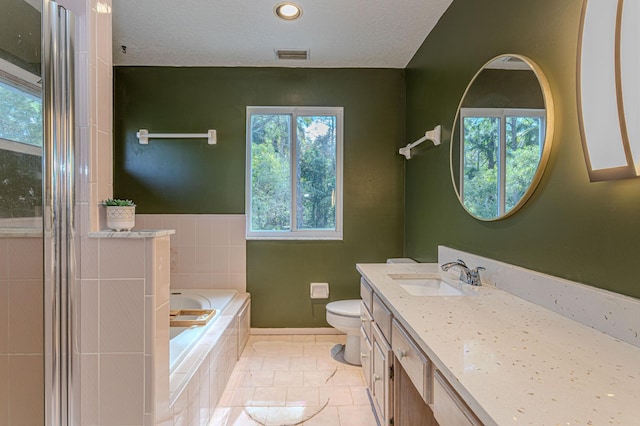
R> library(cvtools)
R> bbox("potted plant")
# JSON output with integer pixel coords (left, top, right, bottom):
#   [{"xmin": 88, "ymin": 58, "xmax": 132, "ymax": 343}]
[{"xmin": 102, "ymin": 198, "xmax": 136, "ymax": 231}]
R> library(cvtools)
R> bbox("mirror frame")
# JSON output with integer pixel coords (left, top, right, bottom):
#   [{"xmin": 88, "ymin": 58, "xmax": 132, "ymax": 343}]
[{"xmin": 449, "ymin": 54, "xmax": 555, "ymax": 221}]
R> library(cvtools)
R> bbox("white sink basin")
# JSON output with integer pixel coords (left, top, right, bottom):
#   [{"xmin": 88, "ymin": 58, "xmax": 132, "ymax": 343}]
[{"xmin": 387, "ymin": 274, "xmax": 464, "ymax": 296}]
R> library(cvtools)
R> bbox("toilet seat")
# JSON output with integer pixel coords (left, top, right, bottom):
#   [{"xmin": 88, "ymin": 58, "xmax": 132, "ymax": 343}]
[{"xmin": 326, "ymin": 300, "xmax": 360, "ymax": 317}]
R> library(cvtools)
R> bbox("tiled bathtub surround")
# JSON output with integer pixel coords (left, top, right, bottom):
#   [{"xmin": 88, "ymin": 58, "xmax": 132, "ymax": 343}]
[
  {"xmin": 135, "ymin": 214, "xmax": 246, "ymax": 292},
  {"xmin": 0, "ymin": 236, "xmax": 44, "ymax": 425},
  {"xmin": 439, "ymin": 245, "xmax": 640, "ymax": 348},
  {"xmin": 167, "ymin": 293, "xmax": 250, "ymax": 426}
]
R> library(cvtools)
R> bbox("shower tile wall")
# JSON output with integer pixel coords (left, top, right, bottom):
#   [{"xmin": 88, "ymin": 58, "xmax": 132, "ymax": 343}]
[
  {"xmin": 135, "ymin": 215, "xmax": 247, "ymax": 292},
  {"xmin": 70, "ymin": 0, "xmax": 114, "ymax": 235},
  {"xmin": 0, "ymin": 236, "xmax": 44, "ymax": 425},
  {"xmin": 69, "ymin": 0, "xmax": 151, "ymax": 423}
]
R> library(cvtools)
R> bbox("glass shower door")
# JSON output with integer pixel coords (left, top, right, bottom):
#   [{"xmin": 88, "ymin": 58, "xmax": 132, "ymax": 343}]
[{"xmin": 0, "ymin": 0, "xmax": 45, "ymax": 424}]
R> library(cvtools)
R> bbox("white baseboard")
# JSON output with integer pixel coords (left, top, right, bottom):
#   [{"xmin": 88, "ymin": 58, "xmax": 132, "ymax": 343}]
[{"xmin": 250, "ymin": 327, "xmax": 341, "ymax": 335}]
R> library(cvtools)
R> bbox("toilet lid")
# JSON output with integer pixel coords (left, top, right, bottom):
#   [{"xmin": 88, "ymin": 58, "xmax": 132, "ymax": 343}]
[{"xmin": 326, "ymin": 299, "xmax": 361, "ymax": 317}]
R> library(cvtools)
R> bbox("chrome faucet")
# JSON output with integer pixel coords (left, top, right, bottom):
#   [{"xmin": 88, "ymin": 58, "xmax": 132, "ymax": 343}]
[{"xmin": 441, "ymin": 259, "xmax": 485, "ymax": 286}]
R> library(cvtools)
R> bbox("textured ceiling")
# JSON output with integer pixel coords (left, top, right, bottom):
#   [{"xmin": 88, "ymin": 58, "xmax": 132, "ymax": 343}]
[{"xmin": 112, "ymin": 0, "xmax": 453, "ymax": 68}]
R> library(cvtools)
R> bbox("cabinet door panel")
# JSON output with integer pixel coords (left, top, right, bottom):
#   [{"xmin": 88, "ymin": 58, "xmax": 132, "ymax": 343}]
[
  {"xmin": 372, "ymin": 324, "xmax": 392, "ymax": 425},
  {"xmin": 360, "ymin": 327, "xmax": 372, "ymax": 388}
]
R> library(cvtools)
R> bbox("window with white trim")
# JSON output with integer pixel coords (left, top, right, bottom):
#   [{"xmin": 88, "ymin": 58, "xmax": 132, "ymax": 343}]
[
  {"xmin": 246, "ymin": 106, "xmax": 343, "ymax": 240},
  {"xmin": 0, "ymin": 68, "xmax": 43, "ymax": 223}
]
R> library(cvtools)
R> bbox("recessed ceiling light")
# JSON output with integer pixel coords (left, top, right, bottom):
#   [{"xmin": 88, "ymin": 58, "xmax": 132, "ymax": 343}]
[{"xmin": 274, "ymin": 2, "xmax": 302, "ymax": 21}]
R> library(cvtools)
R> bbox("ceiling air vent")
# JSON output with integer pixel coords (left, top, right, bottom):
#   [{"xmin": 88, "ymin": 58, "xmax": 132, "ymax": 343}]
[{"xmin": 275, "ymin": 49, "xmax": 310, "ymax": 61}]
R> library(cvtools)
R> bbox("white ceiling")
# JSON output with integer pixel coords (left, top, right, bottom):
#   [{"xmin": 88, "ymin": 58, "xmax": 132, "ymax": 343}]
[{"xmin": 112, "ymin": 0, "xmax": 453, "ymax": 68}]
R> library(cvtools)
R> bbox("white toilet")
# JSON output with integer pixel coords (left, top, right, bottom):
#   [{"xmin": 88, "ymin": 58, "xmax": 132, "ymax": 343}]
[
  {"xmin": 326, "ymin": 299, "xmax": 362, "ymax": 365},
  {"xmin": 326, "ymin": 258, "xmax": 416, "ymax": 365}
]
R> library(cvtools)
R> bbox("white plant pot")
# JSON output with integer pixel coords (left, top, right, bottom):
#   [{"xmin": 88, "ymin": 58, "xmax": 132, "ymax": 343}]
[{"xmin": 105, "ymin": 206, "xmax": 135, "ymax": 231}]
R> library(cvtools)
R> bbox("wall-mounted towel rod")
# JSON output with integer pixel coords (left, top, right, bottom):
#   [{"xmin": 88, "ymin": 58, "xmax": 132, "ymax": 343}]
[
  {"xmin": 399, "ymin": 125, "xmax": 441, "ymax": 159},
  {"xmin": 136, "ymin": 129, "xmax": 217, "ymax": 145}
]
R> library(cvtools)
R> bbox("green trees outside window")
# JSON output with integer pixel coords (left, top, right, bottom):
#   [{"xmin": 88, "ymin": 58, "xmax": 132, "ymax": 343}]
[
  {"xmin": 461, "ymin": 109, "xmax": 544, "ymax": 219},
  {"xmin": 249, "ymin": 114, "xmax": 291, "ymax": 232},
  {"xmin": 0, "ymin": 81, "xmax": 42, "ymax": 147},
  {"xmin": 247, "ymin": 107, "xmax": 343, "ymax": 239},
  {"xmin": 0, "ymin": 79, "xmax": 42, "ymax": 221},
  {"xmin": 296, "ymin": 115, "xmax": 337, "ymax": 230}
]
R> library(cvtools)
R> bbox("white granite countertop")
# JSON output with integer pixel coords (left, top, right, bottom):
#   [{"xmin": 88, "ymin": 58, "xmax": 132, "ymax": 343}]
[{"xmin": 357, "ymin": 262, "xmax": 640, "ymax": 426}]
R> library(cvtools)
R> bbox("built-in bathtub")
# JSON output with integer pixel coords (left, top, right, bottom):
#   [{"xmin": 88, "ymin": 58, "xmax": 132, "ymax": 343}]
[
  {"xmin": 167, "ymin": 288, "xmax": 250, "ymax": 423},
  {"xmin": 169, "ymin": 289, "xmax": 237, "ymax": 373}
]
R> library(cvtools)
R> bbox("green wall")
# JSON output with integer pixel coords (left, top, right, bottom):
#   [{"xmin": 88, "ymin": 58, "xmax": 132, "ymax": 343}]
[
  {"xmin": 405, "ymin": 0, "xmax": 640, "ymax": 299},
  {"xmin": 114, "ymin": 67, "xmax": 406, "ymax": 327},
  {"xmin": 462, "ymin": 69, "xmax": 544, "ymax": 109}
]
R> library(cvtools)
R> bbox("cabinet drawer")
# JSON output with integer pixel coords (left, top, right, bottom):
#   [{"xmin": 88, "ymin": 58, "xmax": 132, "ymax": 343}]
[
  {"xmin": 392, "ymin": 319, "xmax": 430, "ymax": 404},
  {"xmin": 372, "ymin": 293, "xmax": 392, "ymax": 343},
  {"xmin": 433, "ymin": 370, "xmax": 482, "ymax": 426},
  {"xmin": 360, "ymin": 278, "xmax": 373, "ymax": 313},
  {"xmin": 360, "ymin": 301, "xmax": 372, "ymax": 341}
]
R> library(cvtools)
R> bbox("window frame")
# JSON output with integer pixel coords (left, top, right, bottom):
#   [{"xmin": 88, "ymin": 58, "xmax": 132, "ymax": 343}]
[
  {"xmin": 245, "ymin": 106, "xmax": 344, "ymax": 240},
  {"xmin": 459, "ymin": 107, "xmax": 545, "ymax": 217},
  {"xmin": 0, "ymin": 67, "xmax": 43, "ymax": 153}
]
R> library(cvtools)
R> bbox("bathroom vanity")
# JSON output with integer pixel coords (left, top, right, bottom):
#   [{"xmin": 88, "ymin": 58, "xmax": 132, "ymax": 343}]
[
  {"xmin": 360, "ymin": 273, "xmax": 478, "ymax": 425},
  {"xmin": 357, "ymin": 248, "xmax": 640, "ymax": 425}
]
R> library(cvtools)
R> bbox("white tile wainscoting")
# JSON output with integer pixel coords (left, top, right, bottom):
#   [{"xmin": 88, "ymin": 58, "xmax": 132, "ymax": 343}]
[
  {"xmin": 135, "ymin": 214, "xmax": 246, "ymax": 292},
  {"xmin": 0, "ymin": 236, "xmax": 44, "ymax": 425}
]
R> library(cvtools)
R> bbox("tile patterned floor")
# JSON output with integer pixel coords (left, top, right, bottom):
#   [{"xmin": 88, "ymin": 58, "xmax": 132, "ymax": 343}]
[{"xmin": 209, "ymin": 335, "xmax": 378, "ymax": 426}]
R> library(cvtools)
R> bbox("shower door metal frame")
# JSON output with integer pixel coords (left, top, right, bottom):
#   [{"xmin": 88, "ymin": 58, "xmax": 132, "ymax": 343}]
[{"xmin": 43, "ymin": 1, "xmax": 76, "ymax": 424}]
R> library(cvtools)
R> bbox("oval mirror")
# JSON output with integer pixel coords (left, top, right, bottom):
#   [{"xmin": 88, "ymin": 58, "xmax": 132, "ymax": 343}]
[{"xmin": 450, "ymin": 54, "xmax": 554, "ymax": 221}]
